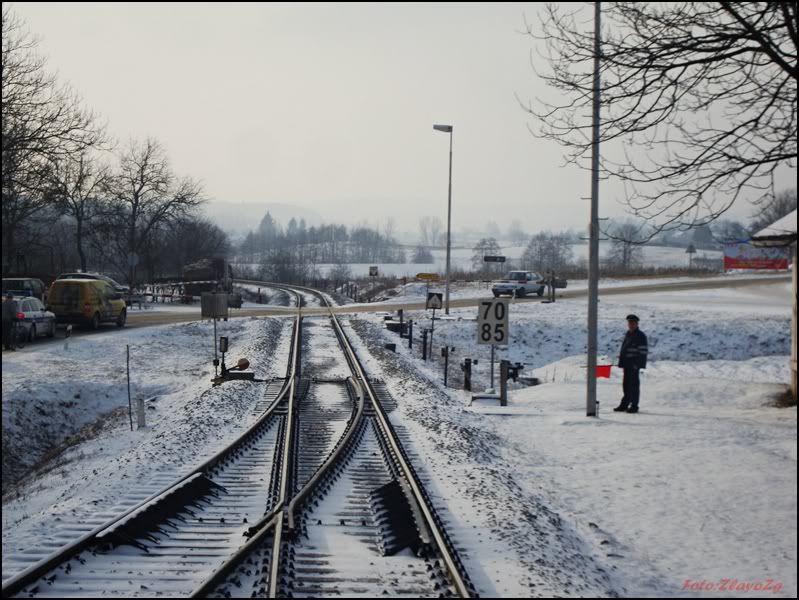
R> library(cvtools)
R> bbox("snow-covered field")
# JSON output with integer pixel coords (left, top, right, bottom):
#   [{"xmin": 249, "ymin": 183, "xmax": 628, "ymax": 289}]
[
  {"xmin": 346, "ymin": 280, "xmax": 796, "ymax": 597},
  {"xmin": 236, "ymin": 241, "xmax": 724, "ymax": 278},
  {"xmin": 2, "ymin": 280, "xmax": 795, "ymax": 597}
]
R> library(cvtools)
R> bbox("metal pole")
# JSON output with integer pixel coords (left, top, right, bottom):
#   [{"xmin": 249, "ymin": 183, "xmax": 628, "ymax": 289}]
[
  {"xmin": 445, "ymin": 129, "xmax": 453, "ymax": 315},
  {"xmin": 490, "ymin": 344, "xmax": 495, "ymax": 391},
  {"xmin": 587, "ymin": 1, "xmax": 602, "ymax": 417},
  {"xmin": 792, "ymin": 245, "xmax": 797, "ymax": 400},
  {"xmin": 213, "ymin": 317, "xmax": 219, "ymax": 378},
  {"xmin": 430, "ymin": 308, "xmax": 435, "ymax": 360},
  {"xmin": 500, "ymin": 360, "xmax": 508, "ymax": 407},
  {"xmin": 126, "ymin": 345, "xmax": 133, "ymax": 431}
]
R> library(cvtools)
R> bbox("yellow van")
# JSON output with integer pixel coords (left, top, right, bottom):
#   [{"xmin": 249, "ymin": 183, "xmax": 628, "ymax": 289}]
[{"xmin": 47, "ymin": 279, "xmax": 127, "ymax": 329}]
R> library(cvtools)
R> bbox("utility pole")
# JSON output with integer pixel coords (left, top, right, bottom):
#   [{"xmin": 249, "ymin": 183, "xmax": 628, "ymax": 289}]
[
  {"xmin": 433, "ymin": 124, "xmax": 454, "ymax": 315},
  {"xmin": 587, "ymin": 1, "xmax": 602, "ymax": 418}
]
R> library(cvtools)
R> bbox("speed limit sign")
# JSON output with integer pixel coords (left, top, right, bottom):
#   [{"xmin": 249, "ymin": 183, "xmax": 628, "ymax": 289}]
[{"xmin": 477, "ymin": 298, "xmax": 509, "ymax": 345}]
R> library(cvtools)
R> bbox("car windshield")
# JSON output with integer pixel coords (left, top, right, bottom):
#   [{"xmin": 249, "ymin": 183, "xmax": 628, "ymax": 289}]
[
  {"xmin": 507, "ymin": 272, "xmax": 527, "ymax": 281},
  {"xmin": 3, "ymin": 280, "xmax": 30, "ymax": 291}
]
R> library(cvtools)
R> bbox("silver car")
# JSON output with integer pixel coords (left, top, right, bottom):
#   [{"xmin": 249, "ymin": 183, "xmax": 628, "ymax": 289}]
[
  {"xmin": 491, "ymin": 271, "xmax": 545, "ymax": 298},
  {"xmin": 9, "ymin": 295, "xmax": 57, "ymax": 341}
]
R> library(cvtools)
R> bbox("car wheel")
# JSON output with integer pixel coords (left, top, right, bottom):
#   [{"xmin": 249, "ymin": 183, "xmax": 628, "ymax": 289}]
[
  {"xmin": 90, "ymin": 312, "xmax": 100, "ymax": 330},
  {"xmin": 47, "ymin": 321, "xmax": 55, "ymax": 338},
  {"xmin": 116, "ymin": 309, "xmax": 127, "ymax": 327},
  {"xmin": 537, "ymin": 287, "xmax": 544, "ymax": 297},
  {"xmin": 493, "ymin": 292, "xmax": 500, "ymax": 298},
  {"xmin": 517, "ymin": 289, "xmax": 526, "ymax": 298},
  {"xmin": 29, "ymin": 324, "xmax": 36, "ymax": 342}
]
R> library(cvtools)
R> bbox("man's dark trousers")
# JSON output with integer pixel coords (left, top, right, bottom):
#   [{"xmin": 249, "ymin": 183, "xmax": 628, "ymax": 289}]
[
  {"xmin": 2, "ymin": 319, "xmax": 12, "ymax": 350},
  {"xmin": 622, "ymin": 367, "xmax": 640, "ymax": 410}
]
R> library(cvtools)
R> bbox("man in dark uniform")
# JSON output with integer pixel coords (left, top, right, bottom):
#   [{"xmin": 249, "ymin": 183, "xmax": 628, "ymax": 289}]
[
  {"xmin": 3, "ymin": 292, "xmax": 18, "ymax": 351},
  {"xmin": 614, "ymin": 314, "xmax": 648, "ymax": 413}
]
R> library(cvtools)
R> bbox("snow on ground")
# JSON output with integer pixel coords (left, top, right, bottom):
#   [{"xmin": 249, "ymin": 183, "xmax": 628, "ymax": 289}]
[
  {"xmin": 2, "ymin": 280, "xmax": 795, "ymax": 596},
  {"xmin": 345, "ymin": 281, "xmax": 796, "ymax": 597},
  {"xmin": 1, "ymin": 315, "xmax": 292, "ymax": 580}
]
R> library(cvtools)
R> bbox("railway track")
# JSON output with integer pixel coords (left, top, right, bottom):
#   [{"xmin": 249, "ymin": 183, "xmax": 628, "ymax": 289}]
[{"xmin": 3, "ymin": 283, "xmax": 476, "ymax": 598}]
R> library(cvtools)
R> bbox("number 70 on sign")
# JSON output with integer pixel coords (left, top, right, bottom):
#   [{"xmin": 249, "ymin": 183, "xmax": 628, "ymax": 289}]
[{"xmin": 477, "ymin": 298, "xmax": 509, "ymax": 345}]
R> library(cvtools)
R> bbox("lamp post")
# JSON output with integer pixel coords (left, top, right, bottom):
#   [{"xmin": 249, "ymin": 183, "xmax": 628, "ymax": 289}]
[{"xmin": 433, "ymin": 124, "xmax": 453, "ymax": 315}]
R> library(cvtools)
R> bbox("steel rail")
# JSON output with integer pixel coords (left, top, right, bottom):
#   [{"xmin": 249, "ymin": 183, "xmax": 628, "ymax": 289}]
[
  {"xmin": 247, "ymin": 280, "xmax": 474, "ymax": 598},
  {"xmin": 2, "ymin": 294, "xmax": 303, "ymax": 598}
]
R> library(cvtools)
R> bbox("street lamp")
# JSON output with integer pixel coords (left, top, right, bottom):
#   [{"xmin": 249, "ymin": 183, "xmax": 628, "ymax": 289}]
[{"xmin": 433, "ymin": 123, "xmax": 453, "ymax": 314}]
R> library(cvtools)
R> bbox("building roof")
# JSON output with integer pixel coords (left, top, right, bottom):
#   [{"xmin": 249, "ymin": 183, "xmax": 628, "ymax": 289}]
[{"xmin": 751, "ymin": 209, "xmax": 797, "ymax": 246}]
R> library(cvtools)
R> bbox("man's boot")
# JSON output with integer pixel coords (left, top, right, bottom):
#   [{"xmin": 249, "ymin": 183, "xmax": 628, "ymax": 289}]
[{"xmin": 613, "ymin": 400, "xmax": 628, "ymax": 412}]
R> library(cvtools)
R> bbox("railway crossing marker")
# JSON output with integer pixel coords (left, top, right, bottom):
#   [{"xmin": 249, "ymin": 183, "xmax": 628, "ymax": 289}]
[
  {"xmin": 426, "ymin": 292, "xmax": 443, "ymax": 310},
  {"xmin": 426, "ymin": 292, "xmax": 443, "ymax": 358}
]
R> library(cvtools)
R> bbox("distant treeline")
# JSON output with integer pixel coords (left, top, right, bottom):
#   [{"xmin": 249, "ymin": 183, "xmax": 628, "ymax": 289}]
[{"xmin": 237, "ymin": 213, "xmax": 406, "ymax": 265}]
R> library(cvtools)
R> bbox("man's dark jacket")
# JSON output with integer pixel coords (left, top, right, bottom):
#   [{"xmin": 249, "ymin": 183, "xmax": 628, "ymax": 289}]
[{"xmin": 618, "ymin": 329, "xmax": 648, "ymax": 369}]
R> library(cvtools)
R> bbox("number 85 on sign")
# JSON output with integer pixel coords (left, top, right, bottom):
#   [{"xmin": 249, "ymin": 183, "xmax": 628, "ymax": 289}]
[{"xmin": 477, "ymin": 298, "xmax": 509, "ymax": 345}]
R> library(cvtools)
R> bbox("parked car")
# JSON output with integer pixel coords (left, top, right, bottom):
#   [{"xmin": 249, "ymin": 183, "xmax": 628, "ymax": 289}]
[
  {"xmin": 2, "ymin": 277, "xmax": 47, "ymax": 302},
  {"xmin": 491, "ymin": 271, "xmax": 545, "ymax": 298},
  {"xmin": 47, "ymin": 279, "xmax": 127, "ymax": 329},
  {"xmin": 56, "ymin": 272, "xmax": 130, "ymax": 293},
  {"xmin": 6, "ymin": 295, "xmax": 56, "ymax": 341}
]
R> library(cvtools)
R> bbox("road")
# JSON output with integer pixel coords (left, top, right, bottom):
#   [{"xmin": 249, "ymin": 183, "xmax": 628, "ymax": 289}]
[{"xmin": 2, "ymin": 275, "xmax": 789, "ymax": 349}]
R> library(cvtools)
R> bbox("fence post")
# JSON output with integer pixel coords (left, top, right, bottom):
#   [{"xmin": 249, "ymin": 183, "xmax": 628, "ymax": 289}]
[{"xmin": 500, "ymin": 359, "xmax": 509, "ymax": 407}]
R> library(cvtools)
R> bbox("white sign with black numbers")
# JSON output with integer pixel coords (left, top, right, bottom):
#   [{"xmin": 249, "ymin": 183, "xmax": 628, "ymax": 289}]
[{"xmin": 477, "ymin": 298, "xmax": 509, "ymax": 345}]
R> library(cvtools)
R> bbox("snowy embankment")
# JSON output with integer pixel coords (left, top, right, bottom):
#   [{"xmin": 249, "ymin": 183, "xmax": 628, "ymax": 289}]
[
  {"xmin": 1, "ymin": 316, "xmax": 291, "ymax": 580},
  {"xmin": 346, "ymin": 281, "xmax": 796, "ymax": 597}
]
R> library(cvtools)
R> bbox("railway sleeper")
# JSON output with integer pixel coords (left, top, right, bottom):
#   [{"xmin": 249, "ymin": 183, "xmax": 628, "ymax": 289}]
[{"xmin": 96, "ymin": 474, "xmax": 226, "ymax": 551}]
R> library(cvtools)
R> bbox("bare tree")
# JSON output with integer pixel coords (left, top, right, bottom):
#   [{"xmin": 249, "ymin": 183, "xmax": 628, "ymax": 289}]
[
  {"xmin": 507, "ymin": 219, "xmax": 528, "ymax": 244},
  {"xmin": 749, "ymin": 188, "xmax": 797, "ymax": 233},
  {"xmin": 521, "ymin": 231, "xmax": 574, "ymax": 272},
  {"xmin": 525, "ymin": 2, "xmax": 797, "ymax": 237},
  {"xmin": 711, "ymin": 218, "xmax": 749, "ymax": 243},
  {"xmin": 49, "ymin": 151, "xmax": 110, "ymax": 271},
  {"xmin": 106, "ymin": 138, "xmax": 205, "ymax": 285},
  {"xmin": 606, "ymin": 220, "xmax": 645, "ymax": 271},
  {"xmin": 412, "ymin": 245, "xmax": 433, "ymax": 264},
  {"xmin": 2, "ymin": 7, "xmax": 105, "ymax": 272},
  {"xmin": 472, "ymin": 238, "xmax": 502, "ymax": 272},
  {"xmin": 418, "ymin": 216, "xmax": 443, "ymax": 247},
  {"xmin": 382, "ymin": 216, "xmax": 397, "ymax": 242}
]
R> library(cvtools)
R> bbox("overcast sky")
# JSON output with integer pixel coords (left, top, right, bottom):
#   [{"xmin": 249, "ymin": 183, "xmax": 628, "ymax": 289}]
[{"xmin": 12, "ymin": 2, "xmax": 789, "ymax": 236}]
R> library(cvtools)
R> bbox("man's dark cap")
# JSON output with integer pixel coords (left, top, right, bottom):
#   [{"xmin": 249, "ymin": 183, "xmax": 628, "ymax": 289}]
[{"xmin": 626, "ymin": 314, "xmax": 640, "ymax": 322}]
